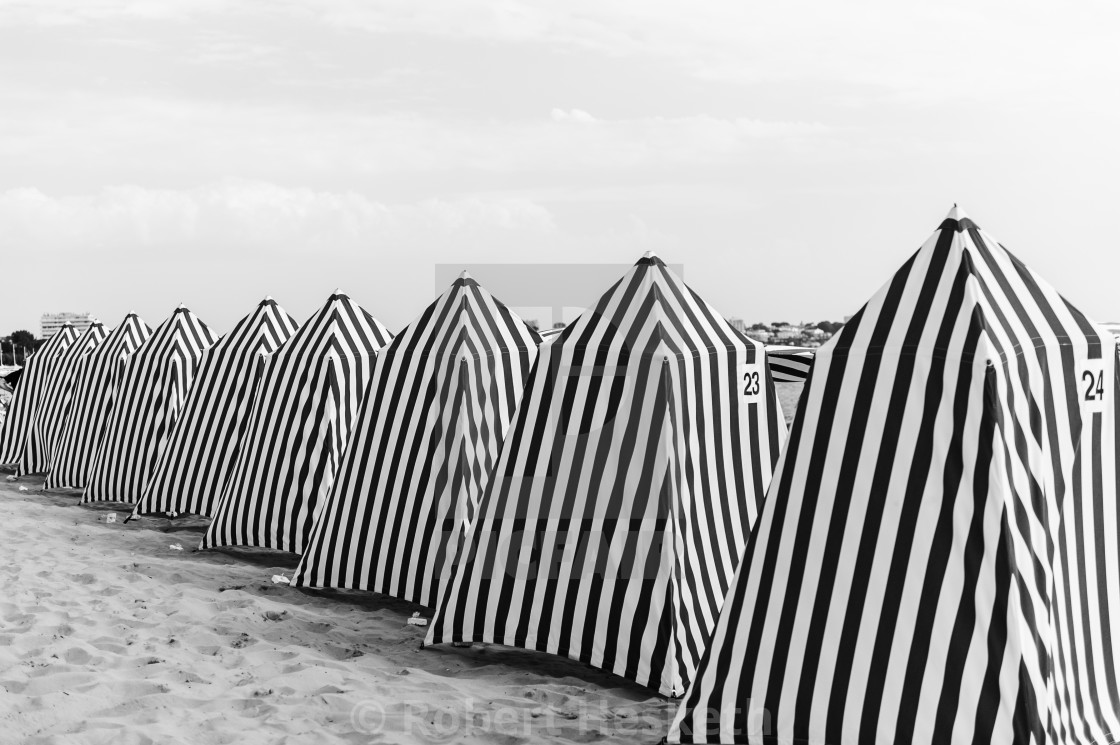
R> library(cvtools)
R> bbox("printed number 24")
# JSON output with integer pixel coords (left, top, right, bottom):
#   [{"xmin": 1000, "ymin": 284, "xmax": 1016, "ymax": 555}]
[
  {"xmin": 1083, "ymin": 370, "xmax": 1105, "ymax": 402},
  {"xmin": 743, "ymin": 371, "xmax": 760, "ymax": 396}
]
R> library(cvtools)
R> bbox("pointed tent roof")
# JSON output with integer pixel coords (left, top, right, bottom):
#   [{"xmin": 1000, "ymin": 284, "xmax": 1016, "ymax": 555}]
[
  {"xmin": 46, "ymin": 313, "xmax": 153, "ymax": 490},
  {"xmin": 553, "ymin": 252, "xmax": 751, "ymax": 360},
  {"xmin": 426, "ymin": 254, "xmax": 786, "ymax": 696},
  {"xmin": 81, "ymin": 306, "xmax": 218, "ymax": 504},
  {"xmin": 0, "ymin": 325, "xmax": 80, "ymax": 466},
  {"xmin": 133, "ymin": 297, "xmax": 299, "ymax": 518},
  {"xmin": 668, "ymin": 207, "xmax": 1120, "ymax": 744},
  {"xmin": 292, "ymin": 275, "xmax": 541, "ymax": 605},
  {"xmin": 18, "ymin": 321, "xmax": 112, "ymax": 475},
  {"xmin": 202, "ymin": 292, "xmax": 392, "ymax": 554}
]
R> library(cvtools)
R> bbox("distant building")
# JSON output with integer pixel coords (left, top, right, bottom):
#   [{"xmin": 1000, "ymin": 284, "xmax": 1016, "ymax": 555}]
[
  {"xmin": 728, "ymin": 317, "xmax": 748, "ymax": 334},
  {"xmin": 41, "ymin": 312, "xmax": 94, "ymax": 339}
]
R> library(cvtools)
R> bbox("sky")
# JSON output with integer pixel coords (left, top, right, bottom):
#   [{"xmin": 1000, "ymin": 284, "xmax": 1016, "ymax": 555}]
[{"xmin": 3, "ymin": 0, "xmax": 1120, "ymax": 336}]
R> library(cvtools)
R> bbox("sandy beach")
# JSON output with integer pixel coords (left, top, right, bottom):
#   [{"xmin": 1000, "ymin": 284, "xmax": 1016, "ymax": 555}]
[{"xmin": 0, "ymin": 476, "xmax": 673, "ymax": 744}]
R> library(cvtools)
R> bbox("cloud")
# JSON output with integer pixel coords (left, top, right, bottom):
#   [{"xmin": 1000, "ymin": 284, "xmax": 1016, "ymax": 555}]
[
  {"xmin": 0, "ymin": 181, "xmax": 556, "ymax": 255},
  {"xmin": 551, "ymin": 108, "xmax": 597, "ymax": 124},
  {"xmin": 0, "ymin": 85, "xmax": 831, "ymax": 188},
  {"xmin": 6, "ymin": 0, "xmax": 1116, "ymax": 106},
  {"xmin": 0, "ymin": 179, "xmax": 677, "ymax": 334}
]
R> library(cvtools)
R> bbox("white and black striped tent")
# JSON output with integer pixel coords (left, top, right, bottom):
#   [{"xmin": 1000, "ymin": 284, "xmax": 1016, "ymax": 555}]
[
  {"xmin": 131, "ymin": 298, "xmax": 299, "ymax": 519},
  {"xmin": 46, "ymin": 314, "xmax": 152, "ymax": 490},
  {"xmin": 425, "ymin": 254, "xmax": 786, "ymax": 696},
  {"xmin": 668, "ymin": 206, "xmax": 1120, "ymax": 744},
  {"xmin": 292, "ymin": 273, "xmax": 541, "ymax": 605},
  {"xmin": 202, "ymin": 292, "xmax": 392, "ymax": 554},
  {"xmin": 82, "ymin": 306, "xmax": 218, "ymax": 504},
  {"xmin": 765, "ymin": 345, "xmax": 815, "ymax": 382},
  {"xmin": 19, "ymin": 322, "xmax": 111, "ymax": 476},
  {"xmin": 0, "ymin": 326, "xmax": 80, "ymax": 467}
]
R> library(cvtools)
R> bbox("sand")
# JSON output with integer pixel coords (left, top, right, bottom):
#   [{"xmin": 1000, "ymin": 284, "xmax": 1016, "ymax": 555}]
[{"xmin": 0, "ymin": 476, "xmax": 673, "ymax": 744}]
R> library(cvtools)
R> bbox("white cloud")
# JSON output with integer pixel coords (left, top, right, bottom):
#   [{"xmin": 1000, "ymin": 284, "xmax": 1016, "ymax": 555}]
[
  {"xmin": 0, "ymin": 86, "xmax": 830, "ymax": 187},
  {"xmin": 6, "ymin": 0, "xmax": 1116, "ymax": 105},
  {"xmin": 551, "ymin": 108, "xmax": 597, "ymax": 124},
  {"xmin": 0, "ymin": 181, "xmax": 556, "ymax": 255}
]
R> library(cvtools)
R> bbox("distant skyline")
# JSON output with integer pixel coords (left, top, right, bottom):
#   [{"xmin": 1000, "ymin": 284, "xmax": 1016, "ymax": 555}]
[{"xmin": 3, "ymin": 1, "xmax": 1120, "ymax": 336}]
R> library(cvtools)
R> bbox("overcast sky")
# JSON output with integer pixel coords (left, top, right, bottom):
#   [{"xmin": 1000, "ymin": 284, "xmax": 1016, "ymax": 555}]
[{"xmin": 3, "ymin": 0, "xmax": 1120, "ymax": 335}]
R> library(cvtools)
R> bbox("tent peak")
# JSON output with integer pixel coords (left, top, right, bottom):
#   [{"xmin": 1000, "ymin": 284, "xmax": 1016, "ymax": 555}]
[{"xmin": 942, "ymin": 204, "xmax": 979, "ymax": 233}]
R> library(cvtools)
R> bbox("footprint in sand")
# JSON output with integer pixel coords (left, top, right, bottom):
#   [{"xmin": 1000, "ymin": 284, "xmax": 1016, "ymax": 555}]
[{"xmin": 62, "ymin": 647, "xmax": 94, "ymax": 665}]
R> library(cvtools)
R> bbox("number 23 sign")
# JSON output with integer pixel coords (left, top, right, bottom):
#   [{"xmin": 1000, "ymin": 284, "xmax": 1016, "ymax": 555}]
[{"xmin": 740, "ymin": 363, "xmax": 762, "ymax": 400}]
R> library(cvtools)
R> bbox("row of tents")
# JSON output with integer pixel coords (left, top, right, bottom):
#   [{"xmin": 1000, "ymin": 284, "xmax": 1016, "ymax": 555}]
[{"xmin": 1, "ymin": 206, "xmax": 1117, "ymax": 744}]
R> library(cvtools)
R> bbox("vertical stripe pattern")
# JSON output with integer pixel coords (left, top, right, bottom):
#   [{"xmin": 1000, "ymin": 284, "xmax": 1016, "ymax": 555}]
[
  {"xmin": 292, "ymin": 274, "xmax": 541, "ymax": 606},
  {"xmin": 668, "ymin": 206, "xmax": 1120, "ymax": 744},
  {"xmin": 82, "ymin": 307, "xmax": 218, "ymax": 504},
  {"xmin": 45, "ymin": 314, "xmax": 152, "ymax": 490},
  {"xmin": 132, "ymin": 298, "xmax": 298, "ymax": 518},
  {"xmin": 18, "ymin": 323, "xmax": 111, "ymax": 475},
  {"xmin": 202, "ymin": 292, "xmax": 391, "ymax": 554},
  {"xmin": 0, "ymin": 326, "xmax": 80, "ymax": 465},
  {"xmin": 426, "ymin": 255, "xmax": 786, "ymax": 696}
]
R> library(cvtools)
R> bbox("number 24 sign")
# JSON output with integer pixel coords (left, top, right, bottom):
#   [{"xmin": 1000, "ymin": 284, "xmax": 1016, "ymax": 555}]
[{"xmin": 1082, "ymin": 360, "xmax": 1107, "ymax": 412}]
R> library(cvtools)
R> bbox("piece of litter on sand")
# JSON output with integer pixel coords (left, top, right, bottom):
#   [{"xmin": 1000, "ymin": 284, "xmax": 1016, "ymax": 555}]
[
  {"xmin": 5, "ymin": 475, "xmax": 16, "ymax": 482},
  {"xmin": 18, "ymin": 485, "xmax": 28, "ymax": 492},
  {"xmin": 169, "ymin": 544, "xmax": 183, "ymax": 551},
  {"xmin": 105, "ymin": 513, "xmax": 117, "ymax": 523},
  {"xmin": 452, "ymin": 641, "xmax": 472, "ymax": 648},
  {"xmin": 407, "ymin": 612, "xmax": 428, "ymax": 627},
  {"xmin": 271, "ymin": 575, "xmax": 290, "ymax": 585}
]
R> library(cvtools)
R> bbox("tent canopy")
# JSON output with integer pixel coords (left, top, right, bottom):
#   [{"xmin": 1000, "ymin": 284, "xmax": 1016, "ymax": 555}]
[
  {"xmin": 81, "ymin": 306, "xmax": 218, "ymax": 504},
  {"xmin": 292, "ymin": 273, "xmax": 541, "ymax": 606},
  {"xmin": 202, "ymin": 291, "xmax": 392, "ymax": 555},
  {"xmin": 132, "ymin": 297, "xmax": 299, "ymax": 519},
  {"xmin": 426, "ymin": 253, "xmax": 786, "ymax": 697},
  {"xmin": 668, "ymin": 206, "xmax": 1120, "ymax": 744}
]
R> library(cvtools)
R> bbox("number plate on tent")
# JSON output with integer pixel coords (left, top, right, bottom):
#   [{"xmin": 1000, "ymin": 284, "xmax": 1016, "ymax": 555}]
[
  {"xmin": 1081, "ymin": 360, "xmax": 1107, "ymax": 413},
  {"xmin": 740, "ymin": 363, "xmax": 763, "ymax": 400}
]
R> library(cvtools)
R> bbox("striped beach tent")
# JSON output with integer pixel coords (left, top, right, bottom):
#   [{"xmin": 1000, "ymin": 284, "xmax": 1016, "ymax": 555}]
[
  {"xmin": 425, "ymin": 253, "xmax": 786, "ymax": 696},
  {"xmin": 292, "ymin": 273, "xmax": 541, "ymax": 605},
  {"xmin": 131, "ymin": 298, "xmax": 299, "ymax": 519},
  {"xmin": 45, "ymin": 314, "xmax": 152, "ymax": 490},
  {"xmin": 82, "ymin": 306, "xmax": 218, "ymax": 504},
  {"xmin": 765, "ymin": 345, "xmax": 815, "ymax": 382},
  {"xmin": 18, "ymin": 322, "xmax": 111, "ymax": 475},
  {"xmin": 202, "ymin": 292, "xmax": 392, "ymax": 554},
  {"xmin": 0, "ymin": 326, "xmax": 80, "ymax": 467},
  {"xmin": 667, "ymin": 206, "xmax": 1120, "ymax": 744}
]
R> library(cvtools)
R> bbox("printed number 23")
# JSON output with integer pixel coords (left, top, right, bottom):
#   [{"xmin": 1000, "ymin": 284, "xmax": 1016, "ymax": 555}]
[
  {"xmin": 1083, "ymin": 370, "xmax": 1105, "ymax": 401},
  {"xmin": 743, "ymin": 371, "xmax": 760, "ymax": 396}
]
